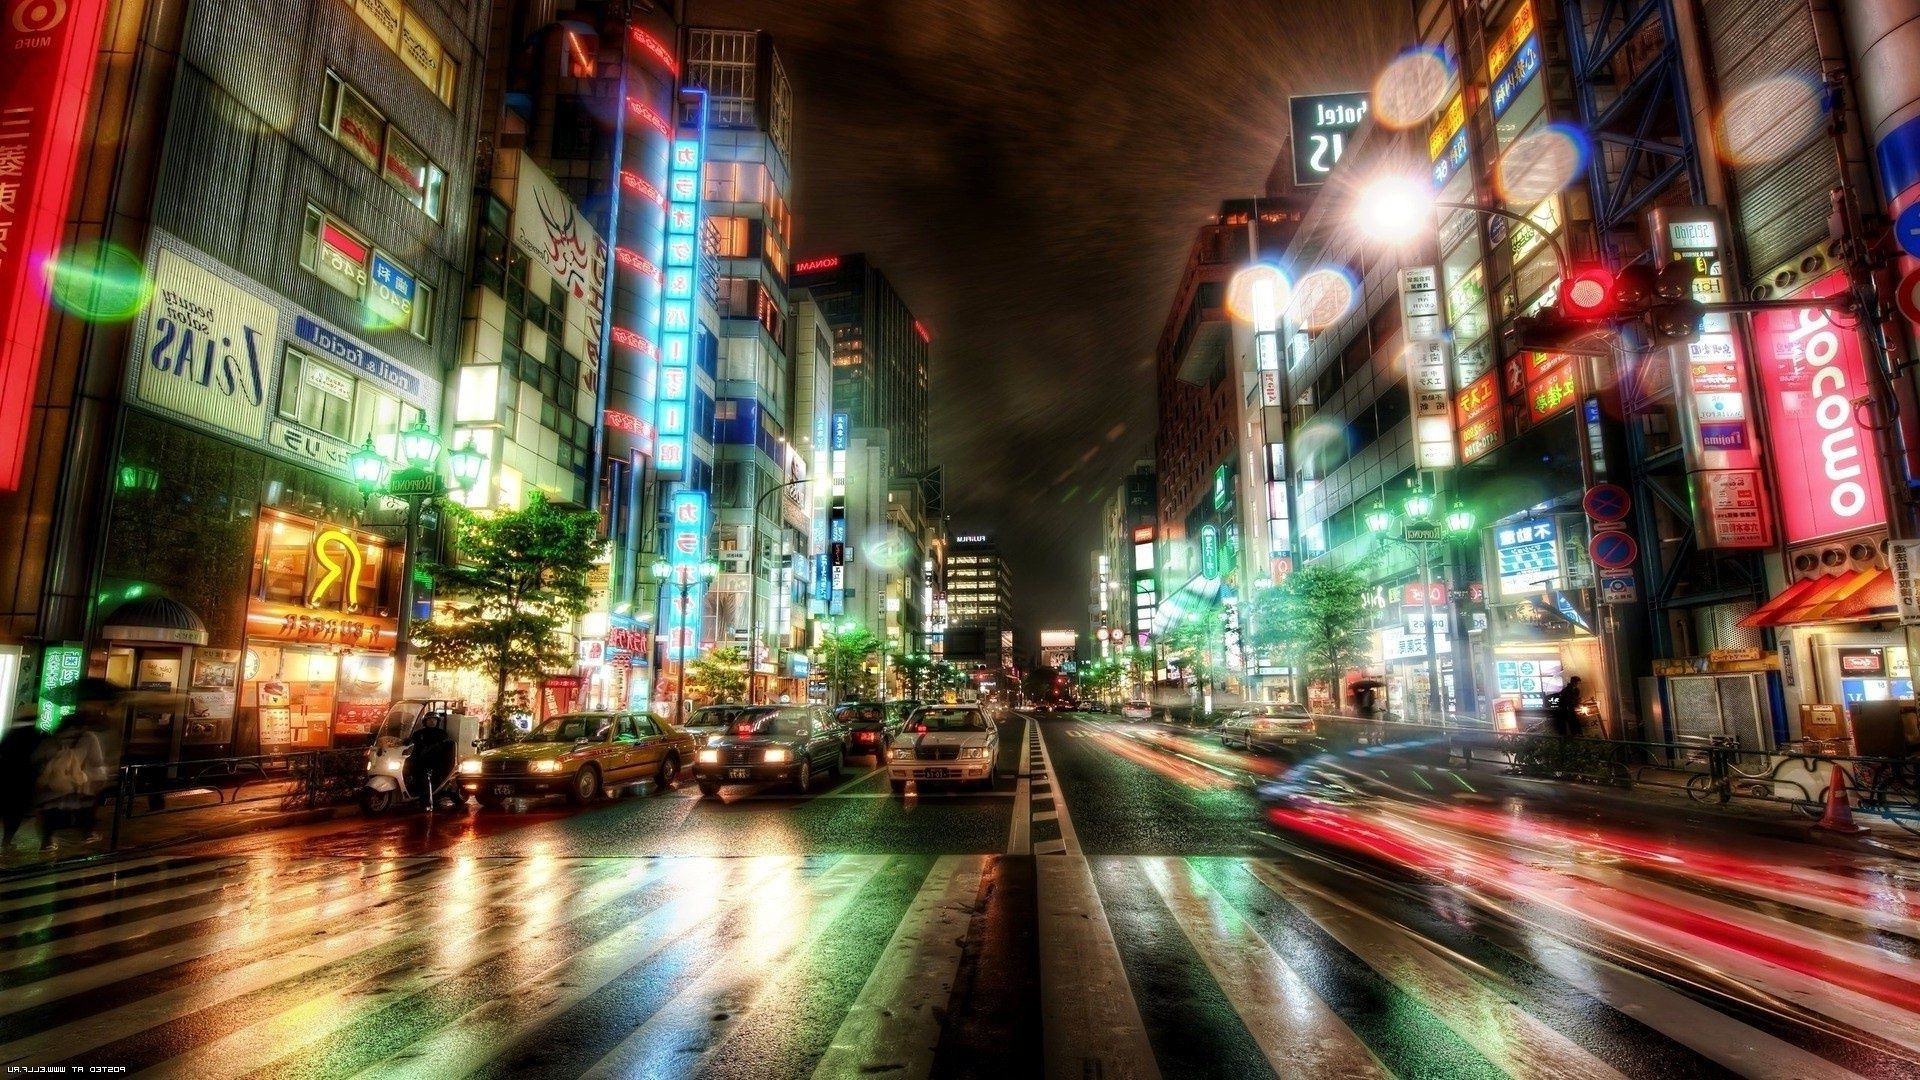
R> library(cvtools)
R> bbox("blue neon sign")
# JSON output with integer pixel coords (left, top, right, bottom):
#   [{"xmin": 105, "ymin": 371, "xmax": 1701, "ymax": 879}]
[{"xmin": 654, "ymin": 90, "xmax": 707, "ymax": 476}]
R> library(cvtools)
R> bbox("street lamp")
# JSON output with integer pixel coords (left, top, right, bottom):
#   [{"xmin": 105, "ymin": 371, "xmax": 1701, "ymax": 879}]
[
  {"xmin": 1355, "ymin": 176, "xmax": 1571, "ymax": 278},
  {"xmin": 1368, "ymin": 478, "xmax": 1476, "ymax": 726},
  {"xmin": 651, "ymin": 558, "xmax": 719, "ymax": 726},
  {"xmin": 350, "ymin": 421, "xmax": 479, "ymax": 700}
]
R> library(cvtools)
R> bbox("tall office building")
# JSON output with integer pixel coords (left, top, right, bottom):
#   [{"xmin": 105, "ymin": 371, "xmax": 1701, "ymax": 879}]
[
  {"xmin": 792, "ymin": 253, "xmax": 931, "ymax": 480},
  {"xmin": 944, "ymin": 536, "xmax": 1013, "ymax": 674},
  {"xmin": 681, "ymin": 27, "xmax": 810, "ymax": 694}
]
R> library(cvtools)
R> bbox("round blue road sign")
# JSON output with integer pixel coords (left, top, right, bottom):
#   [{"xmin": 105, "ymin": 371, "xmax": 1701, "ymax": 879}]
[
  {"xmin": 1583, "ymin": 483, "xmax": 1630, "ymax": 524},
  {"xmin": 1589, "ymin": 531, "xmax": 1638, "ymax": 570},
  {"xmin": 1897, "ymin": 202, "xmax": 1920, "ymax": 260}
]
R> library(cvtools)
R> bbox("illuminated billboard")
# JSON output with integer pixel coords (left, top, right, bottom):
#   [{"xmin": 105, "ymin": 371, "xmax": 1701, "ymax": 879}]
[{"xmin": 654, "ymin": 89, "xmax": 708, "ymax": 476}]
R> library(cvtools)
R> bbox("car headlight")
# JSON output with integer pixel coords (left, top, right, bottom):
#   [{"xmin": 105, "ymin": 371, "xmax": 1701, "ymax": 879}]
[
  {"xmin": 698, "ymin": 749, "xmax": 720, "ymax": 764},
  {"xmin": 890, "ymin": 747, "xmax": 913, "ymax": 760},
  {"xmin": 459, "ymin": 759, "xmax": 482, "ymax": 775},
  {"xmin": 762, "ymin": 747, "xmax": 790, "ymax": 764},
  {"xmin": 531, "ymin": 760, "xmax": 561, "ymax": 774},
  {"xmin": 961, "ymin": 747, "xmax": 986, "ymax": 759}
]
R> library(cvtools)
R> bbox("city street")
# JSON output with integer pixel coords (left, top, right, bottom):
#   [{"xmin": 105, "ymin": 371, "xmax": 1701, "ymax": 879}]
[{"xmin": 1, "ymin": 713, "xmax": 1915, "ymax": 1078}]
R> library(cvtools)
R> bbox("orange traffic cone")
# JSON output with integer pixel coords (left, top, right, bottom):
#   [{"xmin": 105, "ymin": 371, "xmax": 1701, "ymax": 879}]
[{"xmin": 1816, "ymin": 767, "xmax": 1868, "ymax": 834}]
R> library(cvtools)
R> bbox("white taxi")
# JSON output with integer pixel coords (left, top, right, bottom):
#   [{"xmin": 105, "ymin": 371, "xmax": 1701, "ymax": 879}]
[{"xmin": 888, "ymin": 706, "xmax": 998, "ymax": 794}]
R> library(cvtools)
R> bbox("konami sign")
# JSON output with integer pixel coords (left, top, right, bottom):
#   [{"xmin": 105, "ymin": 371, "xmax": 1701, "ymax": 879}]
[{"xmin": 1751, "ymin": 270, "xmax": 1886, "ymax": 545}]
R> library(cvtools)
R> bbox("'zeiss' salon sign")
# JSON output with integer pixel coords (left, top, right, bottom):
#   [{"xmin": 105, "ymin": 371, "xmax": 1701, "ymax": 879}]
[{"xmin": 135, "ymin": 246, "xmax": 279, "ymax": 439}]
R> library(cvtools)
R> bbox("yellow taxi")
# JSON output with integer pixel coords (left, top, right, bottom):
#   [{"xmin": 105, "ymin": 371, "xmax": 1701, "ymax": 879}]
[{"xmin": 462, "ymin": 711, "xmax": 696, "ymax": 808}]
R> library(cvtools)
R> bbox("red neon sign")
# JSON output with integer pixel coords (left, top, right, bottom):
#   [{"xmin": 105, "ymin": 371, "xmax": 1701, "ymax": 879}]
[
  {"xmin": 629, "ymin": 27, "xmax": 679, "ymax": 75},
  {"xmin": 611, "ymin": 326, "xmax": 658, "ymax": 358},
  {"xmin": 1131, "ymin": 526, "xmax": 1154, "ymax": 542},
  {"xmin": 615, "ymin": 247, "xmax": 660, "ymax": 280},
  {"xmin": 620, "ymin": 171, "xmax": 665, "ymax": 206},
  {"xmin": 913, "ymin": 320, "xmax": 932, "ymax": 344},
  {"xmin": 0, "ymin": 0, "xmax": 113, "ymax": 491},
  {"xmin": 1752, "ymin": 270, "xmax": 1885, "ymax": 545},
  {"xmin": 627, "ymin": 99, "xmax": 671, "ymax": 138},
  {"xmin": 794, "ymin": 256, "xmax": 842, "ymax": 275}
]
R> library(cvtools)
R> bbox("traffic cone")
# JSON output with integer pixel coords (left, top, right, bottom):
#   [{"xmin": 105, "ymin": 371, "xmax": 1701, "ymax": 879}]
[{"xmin": 1815, "ymin": 767, "xmax": 1868, "ymax": 834}]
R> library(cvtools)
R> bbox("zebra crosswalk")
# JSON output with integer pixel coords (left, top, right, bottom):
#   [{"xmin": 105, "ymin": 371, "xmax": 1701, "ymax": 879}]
[{"xmin": 0, "ymin": 843, "xmax": 1914, "ymax": 1078}]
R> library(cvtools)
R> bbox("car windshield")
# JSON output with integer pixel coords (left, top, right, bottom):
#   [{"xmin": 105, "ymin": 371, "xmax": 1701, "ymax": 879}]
[
  {"xmin": 834, "ymin": 705, "xmax": 885, "ymax": 723},
  {"xmin": 1127, "ymin": 701, "xmax": 1149, "ymax": 709},
  {"xmin": 688, "ymin": 707, "xmax": 742, "ymax": 728},
  {"xmin": 1248, "ymin": 708, "xmax": 1311, "ymax": 720},
  {"xmin": 910, "ymin": 709, "xmax": 989, "ymax": 732},
  {"xmin": 728, "ymin": 709, "xmax": 803, "ymax": 737},
  {"xmin": 525, "ymin": 714, "xmax": 613, "ymax": 743}
]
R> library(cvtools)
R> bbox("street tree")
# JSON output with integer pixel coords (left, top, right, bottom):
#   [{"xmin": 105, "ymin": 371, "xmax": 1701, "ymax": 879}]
[
  {"xmin": 891, "ymin": 651, "xmax": 933, "ymax": 699},
  {"xmin": 816, "ymin": 625, "xmax": 880, "ymax": 703},
  {"xmin": 1256, "ymin": 565, "xmax": 1372, "ymax": 691},
  {"xmin": 1079, "ymin": 659, "xmax": 1123, "ymax": 703},
  {"xmin": 685, "ymin": 645, "xmax": 748, "ymax": 703},
  {"xmin": 1154, "ymin": 602, "xmax": 1228, "ymax": 690},
  {"xmin": 415, "ymin": 491, "xmax": 602, "ymax": 737}
]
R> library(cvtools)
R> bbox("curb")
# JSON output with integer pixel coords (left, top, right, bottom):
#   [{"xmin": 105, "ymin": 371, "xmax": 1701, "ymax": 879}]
[{"xmin": 0, "ymin": 803, "xmax": 354, "ymax": 881}]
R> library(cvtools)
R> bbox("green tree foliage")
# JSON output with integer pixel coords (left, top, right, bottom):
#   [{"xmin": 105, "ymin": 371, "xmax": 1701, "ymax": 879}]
[
  {"xmin": 816, "ymin": 625, "xmax": 880, "ymax": 702},
  {"xmin": 414, "ymin": 491, "xmax": 601, "ymax": 735},
  {"xmin": 1154, "ymin": 602, "xmax": 1228, "ymax": 687},
  {"xmin": 1254, "ymin": 565, "xmax": 1372, "ymax": 688},
  {"xmin": 1079, "ymin": 660, "xmax": 1124, "ymax": 701},
  {"xmin": 891, "ymin": 652, "xmax": 933, "ymax": 699},
  {"xmin": 685, "ymin": 645, "xmax": 748, "ymax": 703}
]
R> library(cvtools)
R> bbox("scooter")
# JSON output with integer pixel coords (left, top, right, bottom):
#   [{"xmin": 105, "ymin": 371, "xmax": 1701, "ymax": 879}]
[{"xmin": 360, "ymin": 699, "xmax": 481, "ymax": 815}]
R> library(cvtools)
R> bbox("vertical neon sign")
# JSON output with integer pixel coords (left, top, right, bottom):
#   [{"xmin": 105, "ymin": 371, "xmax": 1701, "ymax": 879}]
[
  {"xmin": 665, "ymin": 490, "xmax": 709, "ymax": 660},
  {"xmin": 654, "ymin": 89, "xmax": 707, "ymax": 476}
]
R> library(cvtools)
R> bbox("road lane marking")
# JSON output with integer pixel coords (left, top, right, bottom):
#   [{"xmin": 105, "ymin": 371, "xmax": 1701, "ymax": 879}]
[
  {"xmin": 575, "ymin": 855, "xmax": 894, "ymax": 1080},
  {"xmin": 1246, "ymin": 861, "xmax": 1628, "ymax": 1080},
  {"xmin": 0, "ymin": 857, "xmax": 248, "ymax": 918},
  {"xmin": 1142, "ymin": 857, "xmax": 1387, "ymax": 1078},
  {"xmin": 1006, "ymin": 718, "xmax": 1031, "ymax": 856},
  {"xmin": 1028, "ymin": 719, "xmax": 1157, "ymax": 1078},
  {"xmin": 810, "ymin": 855, "xmax": 985, "ymax": 1079}
]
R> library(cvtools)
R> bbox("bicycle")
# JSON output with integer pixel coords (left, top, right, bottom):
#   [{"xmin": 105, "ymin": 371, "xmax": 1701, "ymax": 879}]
[
  {"xmin": 1854, "ymin": 757, "xmax": 1920, "ymax": 836},
  {"xmin": 1683, "ymin": 736, "xmax": 1825, "ymax": 818}
]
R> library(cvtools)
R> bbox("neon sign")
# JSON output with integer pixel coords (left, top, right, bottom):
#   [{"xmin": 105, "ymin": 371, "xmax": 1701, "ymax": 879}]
[
  {"xmin": 308, "ymin": 529, "xmax": 368, "ymax": 608},
  {"xmin": 0, "ymin": 0, "xmax": 114, "ymax": 491},
  {"xmin": 664, "ymin": 491, "xmax": 709, "ymax": 660},
  {"xmin": 795, "ymin": 256, "xmax": 842, "ymax": 274},
  {"xmin": 654, "ymin": 90, "xmax": 707, "ymax": 476},
  {"xmin": 627, "ymin": 99, "xmax": 671, "ymax": 138},
  {"xmin": 913, "ymin": 320, "xmax": 932, "ymax": 344},
  {"xmin": 629, "ymin": 27, "xmax": 679, "ymax": 75},
  {"xmin": 620, "ymin": 171, "xmax": 664, "ymax": 206}
]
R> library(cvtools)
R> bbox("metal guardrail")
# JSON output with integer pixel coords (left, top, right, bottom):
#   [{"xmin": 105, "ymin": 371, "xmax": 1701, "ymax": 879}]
[
  {"xmin": 1442, "ymin": 730, "xmax": 1920, "ymax": 836},
  {"xmin": 105, "ymin": 747, "xmax": 368, "ymax": 850}
]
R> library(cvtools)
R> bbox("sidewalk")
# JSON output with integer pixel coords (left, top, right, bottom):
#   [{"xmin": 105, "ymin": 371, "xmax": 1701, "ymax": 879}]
[{"xmin": 1, "ymin": 781, "xmax": 352, "ymax": 876}]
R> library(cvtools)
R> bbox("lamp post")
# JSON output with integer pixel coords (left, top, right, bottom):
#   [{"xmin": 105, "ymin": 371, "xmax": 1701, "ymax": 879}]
[
  {"xmin": 1356, "ymin": 177, "xmax": 1571, "ymax": 278},
  {"xmin": 1367, "ymin": 479, "xmax": 1475, "ymax": 727},
  {"xmin": 350, "ymin": 419, "xmax": 483, "ymax": 700},
  {"xmin": 650, "ymin": 558, "xmax": 718, "ymax": 726},
  {"xmin": 744, "ymin": 475, "xmax": 810, "ymax": 705}
]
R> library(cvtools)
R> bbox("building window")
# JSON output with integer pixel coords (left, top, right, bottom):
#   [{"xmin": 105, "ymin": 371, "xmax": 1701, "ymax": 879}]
[
  {"xmin": 299, "ymin": 206, "xmax": 436, "ymax": 341},
  {"xmin": 320, "ymin": 72, "xmax": 447, "ymax": 220},
  {"xmin": 276, "ymin": 346, "xmax": 426, "ymax": 453},
  {"xmin": 343, "ymin": 0, "xmax": 459, "ymax": 106}
]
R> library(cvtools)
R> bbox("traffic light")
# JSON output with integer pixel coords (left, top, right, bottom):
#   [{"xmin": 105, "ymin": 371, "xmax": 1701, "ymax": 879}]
[
  {"xmin": 1512, "ymin": 260, "xmax": 1705, "ymax": 355},
  {"xmin": 1645, "ymin": 259, "xmax": 1705, "ymax": 347}
]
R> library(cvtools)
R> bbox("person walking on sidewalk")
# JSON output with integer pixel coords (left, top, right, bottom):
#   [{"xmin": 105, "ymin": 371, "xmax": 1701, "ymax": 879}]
[
  {"xmin": 1548, "ymin": 677, "xmax": 1585, "ymax": 739},
  {"xmin": 1, "ymin": 708, "xmax": 44, "ymax": 850},
  {"xmin": 32, "ymin": 712, "xmax": 107, "ymax": 851}
]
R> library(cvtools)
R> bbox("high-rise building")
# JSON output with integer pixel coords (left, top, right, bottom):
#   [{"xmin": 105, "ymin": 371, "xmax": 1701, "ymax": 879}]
[
  {"xmin": 943, "ymin": 536, "xmax": 1013, "ymax": 674},
  {"xmin": 0, "ymin": 0, "xmax": 489, "ymax": 751},
  {"xmin": 681, "ymin": 26, "xmax": 810, "ymax": 697},
  {"xmin": 792, "ymin": 253, "xmax": 931, "ymax": 480},
  {"xmin": 1094, "ymin": 460, "xmax": 1157, "ymax": 658}
]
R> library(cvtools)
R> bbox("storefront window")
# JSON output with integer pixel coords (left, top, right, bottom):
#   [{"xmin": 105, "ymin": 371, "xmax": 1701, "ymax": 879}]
[{"xmin": 253, "ymin": 517, "xmax": 316, "ymax": 605}]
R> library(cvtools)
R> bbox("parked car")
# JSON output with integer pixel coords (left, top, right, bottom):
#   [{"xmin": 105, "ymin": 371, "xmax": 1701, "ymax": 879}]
[
  {"xmin": 694, "ymin": 706, "xmax": 846, "ymax": 796},
  {"xmin": 833, "ymin": 701, "xmax": 901, "ymax": 762},
  {"xmin": 682, "ymin": 704, "xmax": 753, "ymax": 745},
  {"xmin": 888, "ymin": 706, "xmax": 999, "ymax": 794},
  {"xmin": 1217, "ymin": 705, "xmax": 1317, "ymax": 753},
  {"xmin": 1121, "ymin": 699, "xmax": 1152, "ymax": 721},
  {"xmin": 462, "ymin": 711, "xmax": 696, "ymax": 808}
]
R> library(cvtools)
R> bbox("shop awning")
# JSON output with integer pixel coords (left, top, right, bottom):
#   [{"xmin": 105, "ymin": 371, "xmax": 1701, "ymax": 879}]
[
  {"xmin": 100, "ymin": 596, "xmax": 208, "ymax": 646},
  {"xmin": 1739, "ymin": 568, "xmax": 1896, "ymax": 629},
  {"xmin": 1737, "ymin": 576, "xmax": 1826, "ymax": 629}
]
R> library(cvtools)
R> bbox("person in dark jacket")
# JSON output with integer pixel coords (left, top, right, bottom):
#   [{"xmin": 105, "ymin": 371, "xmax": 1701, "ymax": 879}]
[
  {"xmin": 403, "ymin": 712, "xmax": 454, "ymax": 805},
  {"xmin": 1549, "ymin": 676, "xmax": 1584, "ymax": 738},
  {"xmin": 1, "ymin": 708, "xmax": 44, "ymax": 850}
]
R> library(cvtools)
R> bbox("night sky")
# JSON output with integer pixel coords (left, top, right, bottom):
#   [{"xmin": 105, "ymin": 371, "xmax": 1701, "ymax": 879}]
[{"xmin": 697, "ymin": 0, "xmax": 1407, "ymax": 640}]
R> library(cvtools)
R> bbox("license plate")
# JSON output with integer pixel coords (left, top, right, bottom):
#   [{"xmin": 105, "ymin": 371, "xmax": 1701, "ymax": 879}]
[
  {"xmin": 491, "ymin": 785, "xmax": 514, "ymax": 796},
  {"xmin": 727, "ymin": 768, "xmax": 751, "ymax": 780},
  {"xmin": 921, "ymin": 768, "xmax": 952, "ymax": 779}
]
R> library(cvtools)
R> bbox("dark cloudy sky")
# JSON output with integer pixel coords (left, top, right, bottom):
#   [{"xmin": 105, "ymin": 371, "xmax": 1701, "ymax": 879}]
[{"xmin": 697, "ymin": 0, "xmax": 1408, "ymax": 638}]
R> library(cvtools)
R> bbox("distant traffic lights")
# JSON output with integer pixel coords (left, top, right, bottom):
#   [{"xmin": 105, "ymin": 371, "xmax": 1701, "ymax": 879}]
[{"xmin": 1528, "ymin": 258, "xmax": 1706, "ymax": 351}]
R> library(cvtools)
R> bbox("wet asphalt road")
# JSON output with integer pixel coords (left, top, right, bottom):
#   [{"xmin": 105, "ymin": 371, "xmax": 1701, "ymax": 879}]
[{"xmin": 1, "ymin": 711, "xmax": 1917, "ymax": 1078}]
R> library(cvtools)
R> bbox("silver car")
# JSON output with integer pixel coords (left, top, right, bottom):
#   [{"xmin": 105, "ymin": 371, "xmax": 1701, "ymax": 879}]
[
  {"xmin": 1218, "ymin": 705, "xmax": 1316, "ymax": 753},
  {"xmin": 888, "ymin": 706, "xmax": 998, "ymax": 794}
]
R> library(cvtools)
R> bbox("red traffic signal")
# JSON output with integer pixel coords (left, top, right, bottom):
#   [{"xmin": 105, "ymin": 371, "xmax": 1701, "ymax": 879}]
[{"xmin": 1558, "ymin": 265, "xmax": 1619, "ymax": 321}]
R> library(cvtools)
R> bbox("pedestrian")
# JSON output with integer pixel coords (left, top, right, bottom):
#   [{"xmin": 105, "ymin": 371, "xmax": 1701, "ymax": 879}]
[
  {"xmin": 1549, "ymin": 676, "xmax": 1584, "ymax": 738},
  {"xmin": 1, "ymin": 707, "xmax": 45, "ymax": 850},
  {"xmin": 32, "ymin": 711, "xmax": 107, "ymax": 851}
]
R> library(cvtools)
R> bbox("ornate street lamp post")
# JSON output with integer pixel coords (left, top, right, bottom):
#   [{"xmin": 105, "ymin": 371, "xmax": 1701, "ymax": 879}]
[
  {"xmin": 1368, "ymin": 479, "xmax": 1475, "ymax": 726},
  {"xmin": 649, "ymin": 559, "xmax": 718, "ymax": 726},
  {"xmin": 350, "ymin": 419, "xmax": 482, "ymax": 698}
]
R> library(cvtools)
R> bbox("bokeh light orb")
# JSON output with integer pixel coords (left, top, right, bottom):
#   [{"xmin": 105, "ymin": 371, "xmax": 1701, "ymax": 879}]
[
  {"xmin": 43, "ymin": 240, "xmax": 149, "ymax": 322},
  {"xmin": 1372, "ymin": 48, "xmax": 1452, "ymax": 130},
  {"xmin": 1289, "ymin": 267, "xmax": 1358, "ymax": 331},
  {"xmin": 1226, "ymin": 262, "xmax": 1291, "ymax": 325},
  {"xmin": 1716, "ymin": 75, "xmax": 1824, "ymax": 167},
  {"xmin": 1494, "ymin": 123, "xmax": 1588, "ymax": 205}
]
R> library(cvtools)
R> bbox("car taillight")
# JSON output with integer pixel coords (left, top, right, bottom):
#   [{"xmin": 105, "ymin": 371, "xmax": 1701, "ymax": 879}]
[{"xmin": 857, "ymin": 731, "xmax": 875, "ymax": 741}]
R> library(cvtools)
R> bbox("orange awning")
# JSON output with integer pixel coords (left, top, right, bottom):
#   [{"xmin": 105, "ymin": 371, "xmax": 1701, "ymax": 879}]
[
  {"xmin": 1816, "ymin": 568, "xmax": 1896, "ymax": 621},
  {"xmin": 1738, "ymin": 575, "xmax": 1826, "ymax": 629}
]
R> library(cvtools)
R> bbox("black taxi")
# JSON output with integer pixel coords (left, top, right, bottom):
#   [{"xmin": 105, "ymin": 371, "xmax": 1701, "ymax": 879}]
[{"xmin": 693, "ymin": 705, "xmax": 847, "ymax": 797}]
